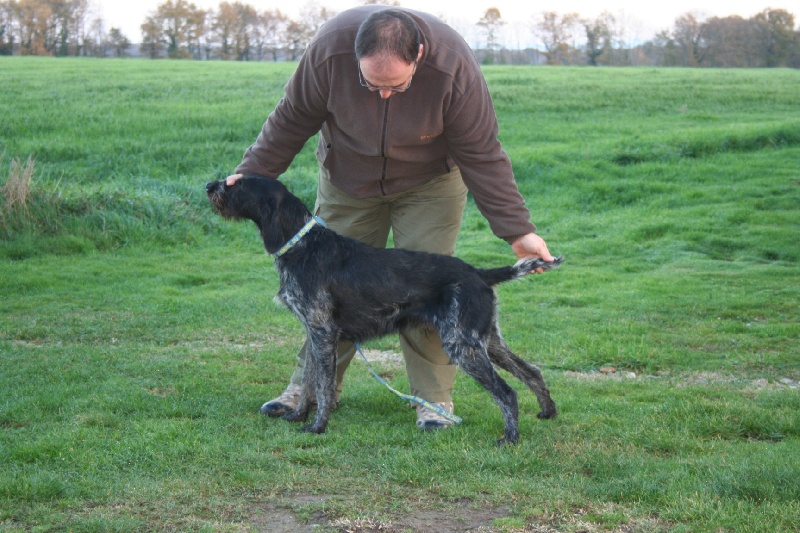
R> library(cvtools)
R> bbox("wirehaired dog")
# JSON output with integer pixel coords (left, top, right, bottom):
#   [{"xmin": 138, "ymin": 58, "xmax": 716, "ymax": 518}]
[{"xmin": 206, "ymin": 175, "xmax": 561, "ymax": 445}]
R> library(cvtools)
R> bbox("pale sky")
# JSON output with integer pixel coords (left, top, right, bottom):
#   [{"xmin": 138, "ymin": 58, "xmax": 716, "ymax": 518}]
[{"xmin": 91, "ymin": 0, "xmax": 799, "ymax": 48}]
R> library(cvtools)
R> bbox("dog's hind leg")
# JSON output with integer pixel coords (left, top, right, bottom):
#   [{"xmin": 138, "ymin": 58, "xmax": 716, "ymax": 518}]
[
  {"xmin": 487, "ymin": 326, "xmax": 557, "ymax": 420},
  {"xmin": 443, "ymin": 331, "xmax": 521, "ymax": 445}
]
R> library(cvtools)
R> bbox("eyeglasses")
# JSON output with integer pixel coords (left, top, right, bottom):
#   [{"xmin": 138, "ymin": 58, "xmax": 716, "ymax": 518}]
[{"xmin": 358, "ymin": 62, "xmax": 416, "ymax": 93}]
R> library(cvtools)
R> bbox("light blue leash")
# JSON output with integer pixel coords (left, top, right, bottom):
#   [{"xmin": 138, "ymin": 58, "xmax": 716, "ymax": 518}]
[{"xmin": 355, "ymin": 343, "xmax": 462, "ymax": 424}]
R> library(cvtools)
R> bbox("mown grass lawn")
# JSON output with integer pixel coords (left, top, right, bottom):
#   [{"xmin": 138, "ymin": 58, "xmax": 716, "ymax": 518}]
[{"xmin": 1, "ymin": 58, "xmax": 798, "ymax": 532}]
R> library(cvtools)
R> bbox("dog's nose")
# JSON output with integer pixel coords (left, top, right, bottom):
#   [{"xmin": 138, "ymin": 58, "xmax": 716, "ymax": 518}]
[{"xmin": 205, "ymin": 181, "xmax": 217, "ymax": 192}]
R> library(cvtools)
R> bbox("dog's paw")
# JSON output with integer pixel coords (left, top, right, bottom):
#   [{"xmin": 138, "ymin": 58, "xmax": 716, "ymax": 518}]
[
  {"xmin": 282, "ymin": 410, "xmax": 308, "ymax": 423},
  {"xmin": 495, "ymin": 435, "xmax": 519, "ymax": 446},
  {"xmin": 300, "ymin": 423, "xmax": 326, "ymax": 434},
  {"xmin": 495, "ymin": 427, "xmax": 520, "ymax": 446},
  {"xmin": 536, "ymin": 406, "xmax": 558, "ymax": 420}
]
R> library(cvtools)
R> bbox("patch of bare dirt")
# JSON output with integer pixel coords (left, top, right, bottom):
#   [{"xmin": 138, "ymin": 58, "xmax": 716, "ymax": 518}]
[
  {"xmin": 564, "ymin": 369, "xmax": 638, "ymax": 381},
  {"xmin": 564, "ymin": 369, "xmax": 799, "ymax": 391},
  {"xmin": 359, "ymin": 348, "xmax": 404, "ymax": 369},
  {"xmin": 248, "ymin": 498, "xmax": 670, "ymax": 532},
  {"xmin": 249, "ymin": 495, "xmax": 331, "ymax": 533},
  {"xmin": 670, "ymin": 371, "xmax": 799, "ymax": 391},
  {"xmin": 332, "ymin": 505, "xmax": 502, "ymax": 532},
  {"xmin": 248, "ymin": 496, "xmax": 508, "ymax": 532}
]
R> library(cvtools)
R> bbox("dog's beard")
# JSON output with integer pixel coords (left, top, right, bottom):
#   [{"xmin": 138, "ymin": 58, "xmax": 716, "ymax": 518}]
[{"xmin": 207, "ymin": 190, "xmax": 237, "ymax": 219}]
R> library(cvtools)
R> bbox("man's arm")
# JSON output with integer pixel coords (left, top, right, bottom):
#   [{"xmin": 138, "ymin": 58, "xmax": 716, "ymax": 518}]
[{"xmin": 235, "ymin": 49, "xmax": 330, "ymax": 177}]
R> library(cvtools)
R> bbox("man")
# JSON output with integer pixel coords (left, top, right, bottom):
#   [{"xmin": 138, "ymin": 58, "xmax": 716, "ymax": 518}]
[{"xmin": 228, "ymin": 6, "xmax": 555, "ymax": 431}]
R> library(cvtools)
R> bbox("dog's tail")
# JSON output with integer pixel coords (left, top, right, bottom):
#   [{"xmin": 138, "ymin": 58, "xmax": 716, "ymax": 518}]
[{"xmin": 478, "ymin": 256, "xmax": 563, "ymax": 286}]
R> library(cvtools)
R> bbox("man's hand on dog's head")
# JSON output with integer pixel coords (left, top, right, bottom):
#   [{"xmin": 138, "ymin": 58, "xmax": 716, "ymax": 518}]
[{"xmin": 226, "ymin": 174, "xmax": 243, "ymax": 186}]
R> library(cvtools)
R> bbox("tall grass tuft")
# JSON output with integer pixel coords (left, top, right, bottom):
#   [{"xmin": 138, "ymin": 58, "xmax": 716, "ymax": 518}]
[{"xmin": 1, "ymin": 152, "xmax": 34, "ymax": 212}]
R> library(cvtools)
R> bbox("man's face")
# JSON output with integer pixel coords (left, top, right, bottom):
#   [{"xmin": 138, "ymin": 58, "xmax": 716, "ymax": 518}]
[{"xmin": 358, "ymin": 45, "xmax": 423, "ymax": 99}]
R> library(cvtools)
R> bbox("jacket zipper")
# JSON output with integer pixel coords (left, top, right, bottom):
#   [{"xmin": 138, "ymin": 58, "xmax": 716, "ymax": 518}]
[{"xmin": 379, "ymin": 99, "xmax": 390, "ymax": 195}]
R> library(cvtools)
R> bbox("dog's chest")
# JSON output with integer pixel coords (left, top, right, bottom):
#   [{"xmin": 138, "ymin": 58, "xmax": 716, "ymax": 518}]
[{"xmin": 276, "ymin": 271, "xmax": 306, "ymax": 316}]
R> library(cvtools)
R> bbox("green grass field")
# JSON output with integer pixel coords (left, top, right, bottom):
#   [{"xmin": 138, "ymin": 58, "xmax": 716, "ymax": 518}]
[{"xmin": 1, "ymin": 57, "xmax": 799, "ymax": 532}]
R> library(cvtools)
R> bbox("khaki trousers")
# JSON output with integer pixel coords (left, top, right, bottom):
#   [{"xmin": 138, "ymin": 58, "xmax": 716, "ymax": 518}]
[{"xmin": 287, "ymin": 166, "xmax": 468, "ymax": 403}]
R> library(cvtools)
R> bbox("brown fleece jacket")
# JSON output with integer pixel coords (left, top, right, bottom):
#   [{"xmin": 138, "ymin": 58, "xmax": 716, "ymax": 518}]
[{"xmin": 235, "ymin": 5, "xmax": 537, "ymax": 242}]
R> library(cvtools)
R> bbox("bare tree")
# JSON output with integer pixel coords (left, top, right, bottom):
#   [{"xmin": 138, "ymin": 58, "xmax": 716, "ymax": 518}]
[
  {"xmin": 282, "ymin": 19, "xmax": 307, "ymax": 60},
  {"xmin": 533, "ymin": 11, "xmax": 582, "ymax": 65},
  {"xmin": 793, "ymin": 25, "xmax": 800, "ymax": 69},
  {"xmin": 253, "ymin": 8, "xmax": 287, "ymax": 61},
  {"xmin": 584, "ymin": 11, "xmax": 615, "ymax": 66},
  {"xmin": 672, "ymin": 12, "xmax": 707, "ymax": 66},
  {"xmin": 0, "ymin": 0, "xmax": 16, "ymax": 54},
  {"xmin": 2, "ymin": 0, "xmax": 797, "ymax": 66},
  {"xmin": 700, "ymin": 16, "xmax": 754, "ymax": 67},
  {"xmin": 106, "ymin": 26, "xmax": 130, "ymax": 57},
  {"xmin": 638, "ymin": 30, "xmax": 676, "ymax": 66},
  {"xmin": 211, "ymin": 2, "xmax": 237, "ymax": 60},
  {"xmin": 299, "ymin": 2, "xmax": 335, "ymax": 36},
  {"xmin": 283, "ymin": 2, "xmax": 335, "ymax": 60},
  {"xmin": 82, "ymin": 16, "xmax": 106, "ymax": 56},
  {"xmin": 140, "ymin": 16, "xmax": 165, "ymax": 59},
  {"xmin": 15, "ymin": 0, "xmax": 52, "ymax": 55},
  {"xmin": 752, "ymin": 8, "xmax": 795, "ymax": 67},
  {"xmin": 52, "ymin": 0, "xmax": 88, "ymax": 56},
  {"xmin": 476, "ymin": 7, "xmax": 504, "ymax": 64},
  {"xmin": 233, "ymin": 1, "xmax": 258, "ymax": 60},
  {"xmin": 142, "ymin": 0, "xmax": 207, "ymax": 59},
  {"xmin": 10, "ymin": 0, "xmax": 91, "ymax": 56},
  {"xmin": 210, "ymin": 1, "xmax": 257, "ymax": 60}
]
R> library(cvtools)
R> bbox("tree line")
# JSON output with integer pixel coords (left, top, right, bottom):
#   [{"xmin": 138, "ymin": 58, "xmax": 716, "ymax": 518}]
[{"xmin": 1, "ymin": 0, "xmax": 798, "ymax": 67}]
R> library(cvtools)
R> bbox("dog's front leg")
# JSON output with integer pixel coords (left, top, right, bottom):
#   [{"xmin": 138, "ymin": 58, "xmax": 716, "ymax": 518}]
[
  {"xmin": 281, "ymin": 337, "xmax": 322, "ymax": 425},
  {"xmin": 299, "ymin": 328, "xmax": 338, "ymax": 434}
]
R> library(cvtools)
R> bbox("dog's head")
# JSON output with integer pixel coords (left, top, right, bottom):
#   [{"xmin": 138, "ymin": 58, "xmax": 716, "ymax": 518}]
[
  {"xmin": 206, "ymin": 175, "xmax": 311, "ymax": 254},
  {"xmin": 206, "ymin": 174, "xmax": 285, "ymax": 221}
]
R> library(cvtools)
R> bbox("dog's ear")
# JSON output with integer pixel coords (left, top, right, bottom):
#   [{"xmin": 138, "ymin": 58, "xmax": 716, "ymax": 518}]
[
  {"xmin": 259, "ymin": 195, "xmax": 287, "ymax": 254},
  {"xmin": 254, "ymin": 182, "xmax": 313, "ymax": 255}
]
